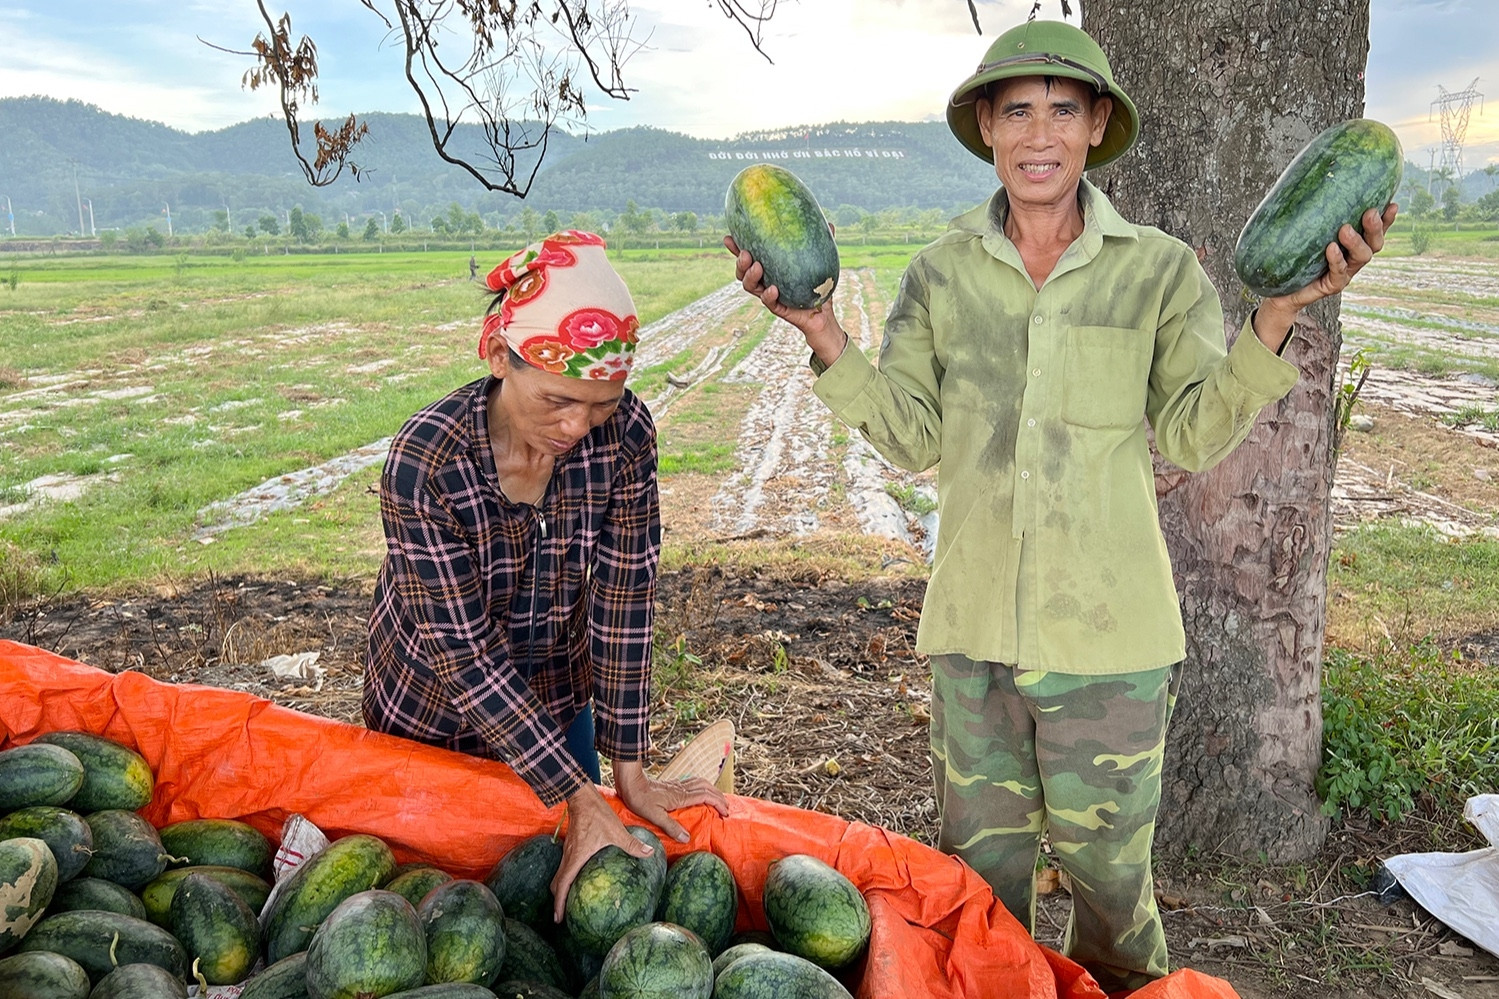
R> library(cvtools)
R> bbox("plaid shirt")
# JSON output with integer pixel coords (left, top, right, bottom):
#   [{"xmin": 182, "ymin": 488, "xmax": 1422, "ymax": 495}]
[{"xmin": 364, "ymin": 376, "xmax": 660, "ymax": 806}]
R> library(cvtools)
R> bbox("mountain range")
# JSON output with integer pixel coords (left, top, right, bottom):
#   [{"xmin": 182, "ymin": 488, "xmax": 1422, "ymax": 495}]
[{"xmin": 0, "ymin": 97, "xmax": 997, "ymax": 237}]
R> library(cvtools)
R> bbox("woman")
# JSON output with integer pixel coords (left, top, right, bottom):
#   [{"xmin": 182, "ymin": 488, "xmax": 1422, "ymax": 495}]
[{"xmin": 365, "ymin": 231, "xmax": 727, "ymax": 918}]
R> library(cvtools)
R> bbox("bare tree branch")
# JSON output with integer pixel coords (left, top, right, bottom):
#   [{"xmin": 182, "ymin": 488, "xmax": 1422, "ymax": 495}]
[
  {"xmin": 966, "ymin": 0, "xmax": 981, "ymax": 33},
  {"xmin": 242, "ymin": 0, "xmax": 369, "ymax": 185},
  {"xmin": 1026, "ymin": 0, "xmax": 1073, "ymax": 21},
  {"xmin": 711, "ymin": 0, "xmax": 777, "ymax": 62},
  {"xmin": 230, "ymin": 0, "xmax": 780, "ymax": 193}
]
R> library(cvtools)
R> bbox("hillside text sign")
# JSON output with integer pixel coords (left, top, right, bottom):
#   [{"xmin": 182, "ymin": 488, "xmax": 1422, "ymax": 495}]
[{"xmin": 709, "ymin": 148, "xmax": 907, "ymax": 161}]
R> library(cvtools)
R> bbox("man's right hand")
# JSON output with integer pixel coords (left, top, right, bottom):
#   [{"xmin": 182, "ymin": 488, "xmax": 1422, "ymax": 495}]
[
  {"xmin": 724, "ymin": 235, "xmax": 849, "ymax": 369},
  {"xmin": 548, "ymin": 782, "xmax": 654, "ymax": 924}
]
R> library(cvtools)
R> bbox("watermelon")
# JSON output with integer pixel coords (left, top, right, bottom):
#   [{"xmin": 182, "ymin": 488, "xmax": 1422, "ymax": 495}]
[
  {"xmin": 238, "ymin": 951, "xmax": 310, "ymax": 999},
  {"xmin": 385, "ymin": 987, "xmax": 499, "ymax": 998},
  {"xmin": 0, "ymin": 835, "xmax": 58, "ymax": 954},
  {"xmin": 87, "ymin": 962, "xmax": 190, "ymax": 999},
  {"xmin": 0, "ymin": 743, "xmax": 85, "ymax": 811},
  {"xmin": 0, "ymin": 806, "xmax": 93, "ymax": 882},
  {"xmin": 712, "ymin": 950, "xmax": 853, "ymax": 998},
  {"xmin": 726, "ymin": 929, "xmax": 776, "ymax": 950},
  {"xmin": 158, "ymin": 818, "xmax": 274, "ymax": 879},
  {"xmin": 627, "ymin": 827, "xmax": 667, "ymax": 897},
  {"xmin": 262, "ymin": 833, "xmax": 397, "ymax": 963},
  {"xmin": 495, "ymin": 916, "xmax": 568, "ymax": 990},
  {"xmin": 711, "ymin": 941, "xmax": 771, "ymax": 978},
  {"xmin": 656, "ymin": 850, "xmax": 737, "ymax": 956},
  {"xmin": 303, "ymin": 890, "xmax": 426, "ymax": 999},
  {"xmin": 385, "ymin": 866, "xmax": 453, "ymax": 910},
  {"xmin": 0, "ymin": 950, "xmax": 92, "ymax": 999},
  {"xmin": 80, "ymin": 809, "xmax": 171, "ymax": 890},
  {"xmin": 484, "ymin": 832, "xmax": 562, "ymax": 929},
  {"xmin": 762, "ymin": 854, "xmax": 870, "ymax": 970},
  {"xmin": 597, "ymin": 921, "xmax": 712, "ymax": 999},
  {"xmin": 1233, "ymin": 118, "xmax": 1402, "ymax": 298},
  {"xmin": 48, "ymin": 876, "xmax": 148, "ymax": 919},
  {"xmin": 170, "ymin": 870, "xmax": 262, "ymax": 985},
  {"xmin": 563, "ymin": 829, "xmax": 666, "ymax": 958},
  {"xmin": 552, "ymin": 924, "xmax": 604, "ymax": 992},
  {"xmin": 33, "ymin": 732, "xmax": 153, "ymax": 813},
  {"xmin": 491, "ymin": 982, "xmax": 575, "ymax": 999},
  {"xmin": 725, "ymin": 163, "xmax": 840, "ymax": 310},
  {"xmin": 17, "ymin": 909, "xmax": 187, "ymax": 984},
  {"xmin": 418, "ymin": 878, "xmax": 507, "ymax": 986},
  {"xmin": 140, "ymin": 864, "xmax": 272, "ymax": 927}
]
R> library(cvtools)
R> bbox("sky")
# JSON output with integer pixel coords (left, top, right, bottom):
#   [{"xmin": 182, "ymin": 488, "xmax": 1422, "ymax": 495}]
[{"xmin": 1, "ymin": 0, "xmax": 1496, "ymax": 175}]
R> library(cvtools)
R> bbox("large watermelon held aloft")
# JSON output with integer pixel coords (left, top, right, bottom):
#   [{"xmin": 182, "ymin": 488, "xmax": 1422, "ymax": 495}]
[
  {"xmin": 725, "ymin": 163, "xmax": 841, "ymax": 310},
  {"xmin": 1233, "ymin": 118, "xmax": 1402, "ymax": 298}
]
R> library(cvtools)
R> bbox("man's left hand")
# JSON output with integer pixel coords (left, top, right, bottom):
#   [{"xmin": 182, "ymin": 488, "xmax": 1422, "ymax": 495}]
[
  {"xmin": 613, "ymin": 759, "xmax": 730, "ymax": 844},
  {"xmin": 1253, "ymin": 202, "xmax": 1398, "ymax": 350}
]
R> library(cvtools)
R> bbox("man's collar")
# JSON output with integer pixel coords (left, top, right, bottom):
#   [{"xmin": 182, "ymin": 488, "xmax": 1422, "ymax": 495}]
[{"xmin": 952, "ymin": 178, "xmax": 1137, "ymax": 241}]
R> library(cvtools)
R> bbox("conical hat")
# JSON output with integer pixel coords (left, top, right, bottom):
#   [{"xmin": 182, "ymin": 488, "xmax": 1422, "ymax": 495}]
[{"xmin": 659, "ymin": 718, "xmax": 736, "ymax": 794}]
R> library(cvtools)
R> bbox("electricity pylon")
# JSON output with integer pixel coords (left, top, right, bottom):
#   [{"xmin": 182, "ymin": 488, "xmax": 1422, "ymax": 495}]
[{"xmin": 1430, "ymin": 78, "xmax": 1483, "ymax": 195}]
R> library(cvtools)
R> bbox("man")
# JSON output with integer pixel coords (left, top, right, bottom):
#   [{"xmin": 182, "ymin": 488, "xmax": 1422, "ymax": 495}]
[{"xmin": 728, "ymin": 19, "xmax": 1394, "ymax": 993}]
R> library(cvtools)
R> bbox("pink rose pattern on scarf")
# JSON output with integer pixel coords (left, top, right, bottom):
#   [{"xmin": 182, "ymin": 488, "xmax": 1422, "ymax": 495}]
[{"xmin": 477, "ymin": 231, "xmax": 638, "ymax": 381}]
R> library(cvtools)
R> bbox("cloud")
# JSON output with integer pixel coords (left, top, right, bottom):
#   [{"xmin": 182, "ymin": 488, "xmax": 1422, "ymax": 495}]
[
  {"xmin": 3, "ymin": 0, "xmax": 1494, "ymax": 171},
  {"xmin": 1368, "ymin": 0, "xmax": 1499, "ymax": 169},
  {"xmin": 588, "ymin": 0, "xmax": 1062, "ymax": 138}
]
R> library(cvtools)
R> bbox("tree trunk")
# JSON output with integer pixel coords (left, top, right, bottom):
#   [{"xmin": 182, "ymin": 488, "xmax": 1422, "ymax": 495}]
[{"xmin": 1082, "ymin": 1, "xmax": 1371, "ymax": 861}]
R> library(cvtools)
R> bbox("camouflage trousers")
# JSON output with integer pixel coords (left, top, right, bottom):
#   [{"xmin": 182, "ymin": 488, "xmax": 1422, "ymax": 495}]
[{"xmin": 929, "ymin": 655, "xmax": 1181, "ymax": 994}]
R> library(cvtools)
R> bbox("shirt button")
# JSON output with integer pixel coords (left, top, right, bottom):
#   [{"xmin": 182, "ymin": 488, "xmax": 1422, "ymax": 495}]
[
  {"xmin": 1020, "ymin": 470, "xmax": 1030, "ymax": 479},
  {"xmin": 1032, "ymin": 368, "xmax": 1041, "ymax": 377},
  {"xmin": 1027, "ymin": 418, "xmax": 1036, "ymax": 427},
  {"xmin": 1033, "ymin": 315, "xmax": 1044, "ymax": 325}
]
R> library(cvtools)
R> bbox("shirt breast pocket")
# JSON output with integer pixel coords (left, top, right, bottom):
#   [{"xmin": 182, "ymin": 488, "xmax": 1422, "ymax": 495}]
[{"xmin": 1060, "ymin": 325, "xmax": 1154, "ymax": 430}]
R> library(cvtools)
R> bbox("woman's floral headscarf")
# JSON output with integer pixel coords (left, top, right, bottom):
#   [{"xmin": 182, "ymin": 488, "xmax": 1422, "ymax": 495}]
[{"xmin": 479, "ymin": 231, "xmax": 640, "ymax": 381}]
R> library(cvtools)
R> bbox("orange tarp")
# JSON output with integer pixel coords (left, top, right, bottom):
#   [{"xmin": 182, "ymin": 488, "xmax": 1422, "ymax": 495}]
[{"xmin": 0, "ymin": 641, "xmax": 1239, "ymax": 999}]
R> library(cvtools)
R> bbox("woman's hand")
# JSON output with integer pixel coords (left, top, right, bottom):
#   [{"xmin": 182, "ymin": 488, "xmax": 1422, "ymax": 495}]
[
  {"xmin": 1253, "ymin": 203, "xmax": 1398, "ymax": 350},
  {"xmin": 548, "ymin": 782, "xmax": 652, "ymax": 924},
  {"xmin": 613, "ymin": 759, "xmax": 730, "ymax": 845},
  {"xmin": 724, "ymin": 235, "xmax": 849, "ymax": 368}
]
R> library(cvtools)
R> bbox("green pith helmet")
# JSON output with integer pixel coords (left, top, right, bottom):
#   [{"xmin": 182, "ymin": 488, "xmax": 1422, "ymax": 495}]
[{"xmin": 946, "ymin": 19, "xmax": 1139, "ymax": 171}]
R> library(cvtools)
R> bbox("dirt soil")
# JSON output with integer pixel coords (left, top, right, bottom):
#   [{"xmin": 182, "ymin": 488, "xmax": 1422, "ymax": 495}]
[{"xmin": 6, "ymin": 557, "xmax": 1499, "ymax": 999}]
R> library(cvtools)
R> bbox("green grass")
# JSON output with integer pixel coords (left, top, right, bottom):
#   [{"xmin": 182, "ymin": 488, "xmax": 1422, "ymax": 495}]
[
  {"xmin": 1320, "ymin": 642, "xmax": 1499, "ymax": 824},
  {"xmin": 658, "ymin": 443, "xmax": 738, "ymax": 477},
  {"xmin": 1382, "ymin": 223, "xmax": 1499, "ymax": 258},
  {"xmin": 1322, "ymin": 522, "xmax": 1499, "ymax": 825},
  {"xmin": 1329, "ymin": 522, "xmax": 1499, "ymax": 642},
  {"xmin": 0, "ymin": 249, "xmax": 733, "ymax": 594}
]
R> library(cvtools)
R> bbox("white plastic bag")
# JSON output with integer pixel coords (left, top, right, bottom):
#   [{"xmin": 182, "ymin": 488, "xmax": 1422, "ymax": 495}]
[{"xmin": 1384, "ymin": 794, "xmax": 1499, "ymax": 959}]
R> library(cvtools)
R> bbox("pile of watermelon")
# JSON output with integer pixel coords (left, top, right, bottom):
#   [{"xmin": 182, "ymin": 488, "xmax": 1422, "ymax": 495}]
[{"xmin": 0, "ymin": 731, "xmax": 872, "ymax": 999}]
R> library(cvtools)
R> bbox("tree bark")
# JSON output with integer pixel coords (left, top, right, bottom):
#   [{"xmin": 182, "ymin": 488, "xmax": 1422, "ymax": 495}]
[{"xmin": 1082, "ymin": 1, "xmax": 1371, "ymax": 861}]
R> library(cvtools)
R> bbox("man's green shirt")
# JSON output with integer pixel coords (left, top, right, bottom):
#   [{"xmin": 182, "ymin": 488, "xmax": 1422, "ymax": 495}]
[{"xmin": 812, "ymin": 181, "xmax": 1299, "ymax": 673}]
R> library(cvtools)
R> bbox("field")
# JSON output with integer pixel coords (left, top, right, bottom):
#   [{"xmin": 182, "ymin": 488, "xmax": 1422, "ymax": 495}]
[{"xmin": 3, "ymin": 232, "xmax": 1499, "ymax": 998}]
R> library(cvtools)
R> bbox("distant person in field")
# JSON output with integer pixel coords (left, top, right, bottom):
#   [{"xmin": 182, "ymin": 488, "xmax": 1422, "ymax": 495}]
[
  {"xmin": 365, "ymin": 231, "xmax": 728, "ymax": 918},
  {"xmin": 469, "ymin": 254, "xmax": 479, "ymax": 281},
  {"xmin": 727, "ymin": 19, "xmax": 1395, "ymax": 992}
]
